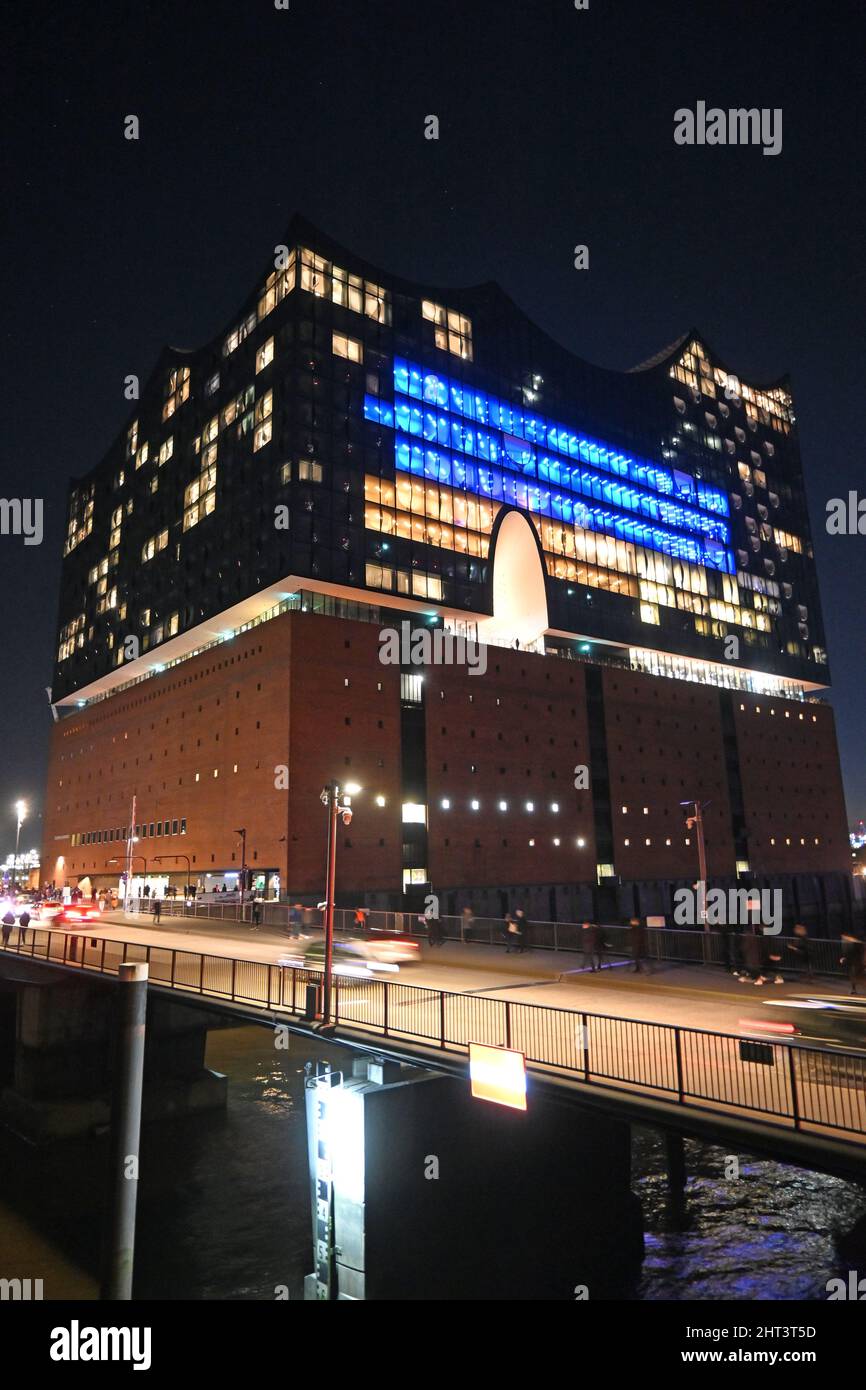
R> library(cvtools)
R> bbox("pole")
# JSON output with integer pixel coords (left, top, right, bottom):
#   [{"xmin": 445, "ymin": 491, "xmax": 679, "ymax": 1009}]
[
  {"xmin": 13, "ymin": 819, "xmax": 21, "ymax": 890},
  {"xmin": 124, "ymin": 795, "xmax": 136, "ymax": 906},
  {"xmin": 695, "ymin": 801, "xmax": 708, "ymax": 931},
  {"xmin": 322, "ymin": 786, "xmax": 338, "ymax": 1026},
  {"xmin": 100, "ymin": 961, "xmax": 148, "ymax": 1300},
  {"xmin": 235, "ymin": 827, "xmax": 247, "ymax": 917}
]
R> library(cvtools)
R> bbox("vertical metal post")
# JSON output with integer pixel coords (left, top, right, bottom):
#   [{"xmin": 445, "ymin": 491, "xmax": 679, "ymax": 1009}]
[
  {"xmin": 322, "ymin": 788, "xmax": 338, "ymax": 1026},
  {"xmin": 100, "ymin": 962, "xmax": 148, "ymax": 1300},
  {"xmin": 695, "ymin": 800, "xmax": 708, "ymax": 932}
]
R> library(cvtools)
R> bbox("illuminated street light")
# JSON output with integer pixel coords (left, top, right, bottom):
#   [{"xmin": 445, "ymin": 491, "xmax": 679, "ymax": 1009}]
[
  {"xmin": 319, "ymin": 781, "xmax": 359, "ymax": 1027},
  {"xmin": 680, "ymin": 798, "xmax": 711, "ymax": 929}
]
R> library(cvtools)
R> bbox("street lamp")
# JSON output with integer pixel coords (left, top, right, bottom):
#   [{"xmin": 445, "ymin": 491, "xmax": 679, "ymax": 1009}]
[
  {"xmin": 680, "ymin": 799, "xmax": 710, "ymax": 930},
  {"xmin": 319, "ymin": 782, "xmax": 359, "ymax": 1027},
  {"xmin": 12, "ymin": 800, "xmax": 26, "ymax": 890},
  {"xmin": 234, "ymin": 828, "xmax": 247, "ymax": 913}
]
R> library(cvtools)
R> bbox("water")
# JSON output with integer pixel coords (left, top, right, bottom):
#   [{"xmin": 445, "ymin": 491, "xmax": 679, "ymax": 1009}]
[{"xmin": 1, "ymin": 1024, "xmax": 863, "ymax": 1300}]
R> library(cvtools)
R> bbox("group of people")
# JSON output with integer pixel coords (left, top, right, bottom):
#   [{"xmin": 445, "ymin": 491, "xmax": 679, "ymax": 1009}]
[{"xmin": 1, "ymin": 906, "xmax": 31, "ymax": 947}]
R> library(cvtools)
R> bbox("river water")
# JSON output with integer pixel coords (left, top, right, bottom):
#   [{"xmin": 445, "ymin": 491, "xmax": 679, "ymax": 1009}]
[{"xmin": 1, "ymin": 1023, "xmax": 863, "ymax": 1300}]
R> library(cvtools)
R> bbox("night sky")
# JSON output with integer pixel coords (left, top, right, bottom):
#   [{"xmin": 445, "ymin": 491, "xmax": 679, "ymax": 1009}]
[{"xmin": 2, "ymin": 0, "xmax": 864, "ymax": 862}]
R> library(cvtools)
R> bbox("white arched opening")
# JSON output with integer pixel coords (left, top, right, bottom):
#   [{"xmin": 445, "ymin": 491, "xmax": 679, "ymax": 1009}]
[{"xmin": 477, "ymin": 510, "xmax": 549, "ymax": 650}]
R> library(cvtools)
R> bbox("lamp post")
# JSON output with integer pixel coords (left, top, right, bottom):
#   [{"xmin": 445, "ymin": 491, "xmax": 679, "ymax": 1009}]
[
  {"xmin": 12, "ymin": 800, "xmax": 26, "ymax": 890},
  {"xmin": 234, "ymin": 827, "xmax": 247, "ymax": 916},
  {"xmin": 680, "ymin": 799, "xmax": 710, "ymax": 930},
  {"xmin": 319, "ymin": 782, "xmax": 359, "ymax": 1027}
]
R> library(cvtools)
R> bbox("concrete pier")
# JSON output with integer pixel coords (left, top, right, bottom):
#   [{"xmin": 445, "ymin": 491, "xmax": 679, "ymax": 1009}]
[{"xmin": 0, "ymin": 960, "xmax": 226, "ymax": 1142}]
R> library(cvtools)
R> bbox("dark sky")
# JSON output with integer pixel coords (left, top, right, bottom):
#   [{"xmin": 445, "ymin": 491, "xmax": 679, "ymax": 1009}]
[{"xmin": 2, "ymin": 0, "xmax": 864, "ymax": 862}]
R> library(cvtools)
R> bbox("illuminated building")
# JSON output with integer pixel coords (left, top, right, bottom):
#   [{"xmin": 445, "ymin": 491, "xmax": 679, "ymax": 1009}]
[{"xmin": 41, "ymin": 217, "xmax": 851, "ymax": 924}]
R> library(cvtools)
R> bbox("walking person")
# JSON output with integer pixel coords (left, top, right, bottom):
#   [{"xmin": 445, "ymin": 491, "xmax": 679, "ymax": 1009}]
[
  {"xmin": 18, "ymin": 909, "xmax": 31, "ymax": 947},
  {"xmin": 840, "ymin": 931, "xmax": 865, "ymax": 996},
  {"xmin": 720, "ymin": 922, "xmax": 738, "ymax": 975},
  {"xmin": 504, "ymin": 911, "xmax": 522, "ymax": 954},
  {"xmin": 1, "ymin": 909, "xmax": 14, "ymax": 949},
  {"xmin": 426, "ymin": 905, "xmax": 443, "ymax": 947},
  {"xmin": 739, "ymin": 924, "xmax": 766, "ymax": 985},
  {"xmin": 786, "ymin": 923, "xmax": 814, "ymax": 981},
  {"xmin": 251, "ymin": 899, "xmax": 262, "ymax": 927},
  {"xmin": 461, "ymin": 905, "xmax": 475, "ymax": 944},
  {"xmin": 288, "ymin": 902, "xmax": 303, "ymax": 940},
  {"xmin": 153, "ymin": 897, "xmax": 162, "ymax": 923},
  {"xmin": 628, "ymin": 915, "xmax": 647, "ymax": 973},
  {"xmin": 514, "ymin": 908, "xmax": 530, "ymax": 954},
  {"xmin": 582, "ymin": 920, "xmax": 606, "ymax": 972}
]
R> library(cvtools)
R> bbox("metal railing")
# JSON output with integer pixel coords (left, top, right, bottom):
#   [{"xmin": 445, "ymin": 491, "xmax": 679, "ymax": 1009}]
[
  {"xmin": 2, "ymin": 925, "xmax": 864, "ymax": 1143},
  {"xmin": 121, "ymin": 899, "xmax": 852, "ymax": 979}
]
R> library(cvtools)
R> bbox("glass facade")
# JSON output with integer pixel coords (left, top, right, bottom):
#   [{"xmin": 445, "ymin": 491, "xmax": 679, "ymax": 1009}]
[{"xmin": 51, "ymin": 216, "xmax": 829, "ymax": 705}]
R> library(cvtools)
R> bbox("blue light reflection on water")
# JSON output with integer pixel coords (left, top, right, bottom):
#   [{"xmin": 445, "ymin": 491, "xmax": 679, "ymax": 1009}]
[{"xmin": 633, "ymin": 1130, "xmax": 866, "ymax": 1301}]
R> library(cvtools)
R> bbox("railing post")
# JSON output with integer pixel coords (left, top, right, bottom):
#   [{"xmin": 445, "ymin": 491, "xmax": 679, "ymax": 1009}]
[
  {"xmin": 383, "ymin": 979, "xmax": 389, "ymax": 1037},
  {"xmin": 334, "ymin": 973, "xmax": 340, "ymax": 1023},
  {"xmin": 170, "ymin": 950, "xmax": 176, "ymax": 989},
  {"xmin": 787, "ymin": 1044, "xmax": 801, "ymax": 1129},
  {"xmin": 231, "ymin": 958, "xmax": 237, "ymax": 1003},
  {"xmin": 439, "ymin": 990, "xmax": 446, "ymax": 1048},
  {"xmin": 198, "ymin": 954, "xmax": 204, "ymax": 994},
  {"xmin": 581, "ymin": 1012, "xmax": 590, "ymax": 1082},
  {"xmin": 101, "ymin": 938, "xmax": 107, "ymax": 973},
  {"xmin": 673, "ymin": 1026, "xmax": 685, "ymax": 1103},
  {"xmin": 553, "ymin": 921, "xmax": 559, "ymax": 953}
]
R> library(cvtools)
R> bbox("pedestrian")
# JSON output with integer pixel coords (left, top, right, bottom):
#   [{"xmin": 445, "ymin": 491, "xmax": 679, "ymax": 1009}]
[
  {"xmin": 427, "ymin": 907, "xmax": 443, "ymax": 947},
  {"xmin": 514, "ymin": 908, "xmax": 530, "ymax": 954},
  {"xmin": 2, "ymin": 910, "xmax": 14, "ymax": 948},
  {"xmin": 18, "ymin": 909, "xmax": 31, "ymax": 947},
  {"xmin": 720, "ymin": 922, "xmax": 738, "ymax": 975},
  {"xmin": 786, "ymin": 923, "xmax": 814, "ymax": 981},
  {"xmin": 251, "ymin": 899, "xmax": 262, "ymax": 927},
  {"xmin": 153, "ymin": 897, "xmax": 162, "ymax": 923},
  {"xmin": 461, "ymin": 905, "xmax": 475, "ymax": 944},
  {"xmin": 288, "ymin": 902, "xmax": 303, "ymax": 939},
  {"xmin": 840, "ymin": 931, "xmax": 865, "ymax": 996},
  {"xmin": 739, "ymin": 925, "xmax": 766, "ymax": 985},
  {"xmin": 504, "ymin": 911, "xmax": 521, "ymax": 953},
  {"xmin": 628, "ymin": 915, "xmax": 647, "ymax": 973},
  {"xmin": 586, "ymin": 917, "xmax": 600, "ymax": 973}
]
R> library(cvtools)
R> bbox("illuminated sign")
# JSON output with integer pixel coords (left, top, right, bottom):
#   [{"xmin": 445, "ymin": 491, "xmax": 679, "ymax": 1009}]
[{"xmin": 469, "ymin": 1042, "xmax": 528, "ymax": 1111}]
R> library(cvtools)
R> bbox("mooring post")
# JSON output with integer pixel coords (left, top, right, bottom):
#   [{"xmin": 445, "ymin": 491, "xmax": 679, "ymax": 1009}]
[{"xmin": 100, "ymin": 961, "xmax": 148, "ymax": 1300}]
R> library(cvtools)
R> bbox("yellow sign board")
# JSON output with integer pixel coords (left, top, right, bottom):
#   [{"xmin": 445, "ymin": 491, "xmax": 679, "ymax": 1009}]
[{"xmin": 469, "ymin": 1042, "xmax": 527, "ymax": 1111}]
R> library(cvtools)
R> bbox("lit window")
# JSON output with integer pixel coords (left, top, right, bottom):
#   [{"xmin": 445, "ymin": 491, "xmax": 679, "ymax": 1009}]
[
  {"xmin": 402, "ymin": 803, "xmax": 427, "ymax": 824},
  {"xmin": 253, "ymin": 390, "xmax": 273, "ymax": 451},
  {"xmin": 256, "ymin": 337, "xmax": 274, "ymax": 373},
  {"xmin": 332, "ymin": 332, "xmax": 363, "ymax": 364},
  {"xmin": 498, "ymin": 800, "xmax": 507, "ymax": 811},
  {"xmin": 441, "ymin": 798, "xmax": 450, "ymax": 810},
  {"xmin": 422, "ymin": 300, "xmax": 473, "ymax": 360},
  {"xmin": 299, "ymin": 458, "xmax": 324, "ymax": 483},
  {"xmin": 471, "ymin": 800, "xmax": 480, "ymax": 811}
]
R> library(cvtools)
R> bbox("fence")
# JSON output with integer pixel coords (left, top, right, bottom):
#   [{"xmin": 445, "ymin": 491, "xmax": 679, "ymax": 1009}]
[
  {"xmin": 2, "ymin": 924, "xmax": 864, "ymax": 1143},
  {"xmin": 123, "ymin": 899, "xmax": 851, "ymax": 980}
]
